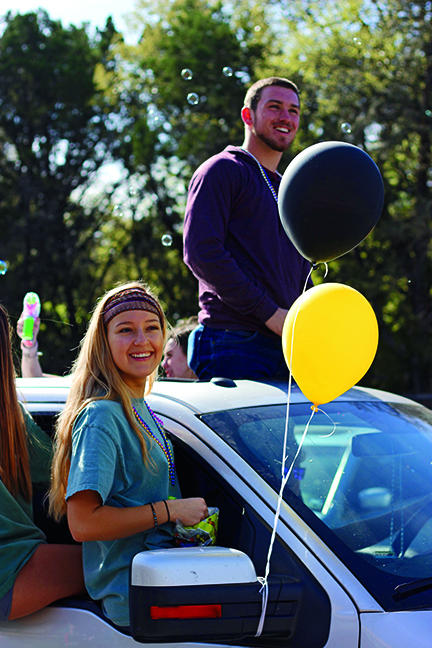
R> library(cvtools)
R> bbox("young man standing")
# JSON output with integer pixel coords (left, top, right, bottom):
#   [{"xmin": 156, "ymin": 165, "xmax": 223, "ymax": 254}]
[{"xmin": 183, "ymin": 77, "xmax": 312, "ymax": 380}]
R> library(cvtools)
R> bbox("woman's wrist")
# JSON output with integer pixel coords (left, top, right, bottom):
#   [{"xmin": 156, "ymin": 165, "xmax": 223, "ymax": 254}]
[
  {"xmin": 148, "ymin": 501, "xmax": 171, "ymax": 528},
  {"xmin": 162, "ymin": 499, "xmax": 171, "ymax": 523},
  {"xmin": 150, "ymin": 502, "xmax": 158, "ymax": 527},
  {"xmin": 21, "ymin": 341, "xmax": 39, "ymax": 359}
]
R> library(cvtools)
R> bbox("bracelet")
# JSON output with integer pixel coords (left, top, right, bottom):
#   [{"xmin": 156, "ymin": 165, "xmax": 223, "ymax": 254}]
[
  {"xmin": 21, "ymin": 341, "xmax": 39, "ymax": 358},
  {"xmin": 150, "ymin": 502, "xmax": 158, "ymax": 528},
  {"xmin": 163, "ymin": 499, "xmax": 170, "ymax": 523}
]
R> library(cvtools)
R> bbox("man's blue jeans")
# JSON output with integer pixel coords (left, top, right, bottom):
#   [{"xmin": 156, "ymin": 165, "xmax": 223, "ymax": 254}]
[{"xmin": 187, "ymin": 324, "xmax": 289, "ymax": 381}]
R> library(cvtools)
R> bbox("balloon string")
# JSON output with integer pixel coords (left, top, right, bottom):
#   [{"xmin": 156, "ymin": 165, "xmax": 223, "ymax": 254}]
[
  {"xmin": 305, "ymin": 265, "xmax": 315, "ymax": 289},
  {"xmin": 286, "ymin": 264, "xmax": 313, "ymax": 393},
  {"xmin": 289, "ymin": 265, "xmax": 313, "ymax": 381},
  {"xmin": 311, "ymin": 261, "xmax": 328, "ymax": 278},
  {"xmin": 317, "ymin": 408, "xmax": 337, "ymax": 437},
  {"xmin": 255, "ymin": 270, "xmax": 314, "ymax": 637},
  {"xmin": 255, "ymin": 406, "xmax": 316, "ymax": 636}
]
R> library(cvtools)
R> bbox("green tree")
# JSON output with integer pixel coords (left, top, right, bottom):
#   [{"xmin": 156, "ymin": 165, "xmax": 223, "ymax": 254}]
[
  {"xmin": 0, "ymin": 3, "xmax": 268, "ymax": 374},
  {"xmin": 5, "ymin": 1, "xmax": 429, "ymax": 397},
  {"xmin": 93, "ymin": 0, "xmax": 269, "ymax": 322},
  {"xmin": 267, "ymin": 0, "xmax": 432, "ymax": 395},
  {"xmin": 0, "ymin": 10, "xmax": 129, "ymax": 373}
]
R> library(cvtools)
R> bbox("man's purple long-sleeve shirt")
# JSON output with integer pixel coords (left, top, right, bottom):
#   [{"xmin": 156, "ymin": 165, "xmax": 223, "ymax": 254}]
[{"xmin": 183, "ymin": 145, "xmax": 311, "ymax": 338}]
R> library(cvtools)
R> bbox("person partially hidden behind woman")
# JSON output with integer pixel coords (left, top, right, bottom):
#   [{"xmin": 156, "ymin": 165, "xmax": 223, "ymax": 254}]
[
  {"xmin": 0, "ymin": 304, "xmax": 85, "ymax": 622},
  {"xmin": 162, "ymin": 317, "xmax": 198, "ymax": 380},
  {"xmin": 49, "ymin": 281, "xmax": 208, "ymax": 629}
]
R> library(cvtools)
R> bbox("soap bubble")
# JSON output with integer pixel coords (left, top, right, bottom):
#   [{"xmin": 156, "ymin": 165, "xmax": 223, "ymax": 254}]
[
  {"xmin": 181, "ymin": 68, "xmax": 193, "ymax": 81},
  {"xmin": 341, "ymin": 122, "xmax": 352, "ymax": 134},
  {"xmin": 425, "ymin": 109, "xmax": 432, "ymax": 117},
  {"xmin": 222, "ymin": 66, "xmax": 233, "ymax": 77},
  {"xmin": 0, "ymin": 260, "xmax": 8, "ymax": 275},
  {"xmin": 353, "ymin": 37, "xmax": 362, "ymax": 45},
  {"xmin": 114, "ymin": 205, "xmax": 124, "ymax": 216},
  {"xmin": 129, "ymin": 186, "xmax": 137, "ymax": 196},
  {"xmin": 148, "ymin": 108, "xmax": 160, "ymax": 122},
  {"xmin": 187, "ymin": 93, "xmax": 199, "ymax": 106},
  {"xmin": 161, "ymin": 234, "xmax": 173, "ymax": 247}
]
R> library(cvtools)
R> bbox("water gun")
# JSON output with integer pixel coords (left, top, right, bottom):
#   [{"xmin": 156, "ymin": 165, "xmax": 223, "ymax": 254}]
[{"xmin": 22, "ymin": 292, "xmax": 41, "ymax": 346}]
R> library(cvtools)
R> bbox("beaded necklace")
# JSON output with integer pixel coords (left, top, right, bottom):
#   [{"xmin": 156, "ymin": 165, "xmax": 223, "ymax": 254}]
[
  {"xmin": 132, "ymin": 402, "xmax": 176, "ymax": 486},
  {"xmin": 240, "ymin": 147, "xmax": 281, "ymax": 204}
]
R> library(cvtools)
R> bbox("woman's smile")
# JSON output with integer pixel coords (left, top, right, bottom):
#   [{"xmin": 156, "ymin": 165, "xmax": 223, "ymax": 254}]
[{"xmin": 107, "ymin": 310, "xmax": 164, "ymax": 396}]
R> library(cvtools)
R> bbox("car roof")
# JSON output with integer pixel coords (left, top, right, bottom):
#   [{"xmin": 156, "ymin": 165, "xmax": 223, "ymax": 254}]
[{"xmin": 16, "ymin": 375, "xmax": 417, "ymax": 415}]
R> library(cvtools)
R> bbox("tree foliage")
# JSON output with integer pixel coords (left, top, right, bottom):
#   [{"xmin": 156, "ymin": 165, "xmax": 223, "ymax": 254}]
[
  {"xmin": 0, "ymin": 3, "xmax": 269, "ymax": 373},
  {"xmin": 0, "ymin": 0, "xmax": 431, "ymax": 397},
  {"xmin": 266, "ymin": 0, "xmax": 432, "ymax": 394},
  {"xmin": 0, "ymin": 10, "xmax": 128, "ymax": 372},
  {"xmin": 90, "ymin": 0, "xmax": 269, "ymax": 324}
]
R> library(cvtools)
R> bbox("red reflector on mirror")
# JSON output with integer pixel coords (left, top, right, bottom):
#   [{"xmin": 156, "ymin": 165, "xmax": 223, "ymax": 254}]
[{"xmin": 150, "ymin": 604, "xmax": 222, "ymax": 620}]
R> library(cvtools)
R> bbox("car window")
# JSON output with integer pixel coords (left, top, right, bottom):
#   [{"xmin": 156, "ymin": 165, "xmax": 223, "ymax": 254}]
[{"xmin": 202, "ymin": 400, "xmax": 432, "ymax": 609}]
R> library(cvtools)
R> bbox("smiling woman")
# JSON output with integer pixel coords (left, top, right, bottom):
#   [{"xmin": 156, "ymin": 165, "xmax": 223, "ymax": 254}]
[
  {"xmin": 49, "ymin": 281, "xmax": 208, "ymax": 630},
  {"xmin": 107, "ymin": 310, "xmax": 164, "ymax": 395},
  {"xmin": 106, "ymin": 305, "xmax": 165, "ymax": 397}
]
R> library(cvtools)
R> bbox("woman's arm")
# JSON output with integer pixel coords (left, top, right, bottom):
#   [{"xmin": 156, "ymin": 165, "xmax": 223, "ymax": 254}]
[
  {"xmin": 67, "ymin": 490, "xmax": 208, "ymax": 543},
  {"xmin": 17, "ymin": 315, "xmax": 44, "ymax": 378}
]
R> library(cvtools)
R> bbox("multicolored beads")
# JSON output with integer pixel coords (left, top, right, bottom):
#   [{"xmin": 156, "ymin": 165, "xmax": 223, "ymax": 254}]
[{"xmin": 132, "ymin": 403, "xmax": 176, "ymax": 486}]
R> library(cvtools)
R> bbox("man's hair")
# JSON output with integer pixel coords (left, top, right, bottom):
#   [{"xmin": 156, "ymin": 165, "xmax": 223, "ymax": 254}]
[{"xmin": 244, "ymin": 77, "xmax": 300, "ymax": 113}]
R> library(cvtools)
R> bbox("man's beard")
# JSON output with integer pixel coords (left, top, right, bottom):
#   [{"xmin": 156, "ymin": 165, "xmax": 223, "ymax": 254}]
[{"xmin": 252, "ymin": 126, "xmax": 291, "ymax": 153}]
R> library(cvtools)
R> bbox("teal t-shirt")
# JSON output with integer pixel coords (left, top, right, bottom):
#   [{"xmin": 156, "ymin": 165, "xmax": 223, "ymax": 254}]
[
  {"xmin": 66, "ymin": 398, "xmax": 181, "ymax": 627},
  {"xmin": 0, "ymin": 406, "xmax": 52, "ymax": 599}
]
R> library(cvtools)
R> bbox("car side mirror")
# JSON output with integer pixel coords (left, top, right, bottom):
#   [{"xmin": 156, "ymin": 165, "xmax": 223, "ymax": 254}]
[{"xmin": 129, "ymin": 546, "xmax": 330, "ymax": 644}]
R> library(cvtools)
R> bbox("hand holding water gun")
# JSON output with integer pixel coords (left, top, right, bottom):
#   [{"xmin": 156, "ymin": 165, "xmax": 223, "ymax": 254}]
[{"xmin": 18, "ymin": 292, "xmax": 41, "ymax": 349}]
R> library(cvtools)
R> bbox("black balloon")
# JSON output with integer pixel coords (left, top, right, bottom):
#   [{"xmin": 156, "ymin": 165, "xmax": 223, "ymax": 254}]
[{"xmin": 278, "ymin": 141, "xmax": 384, "ymax": 263}]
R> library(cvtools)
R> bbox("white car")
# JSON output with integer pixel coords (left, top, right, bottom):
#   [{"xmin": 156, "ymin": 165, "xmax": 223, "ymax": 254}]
[{"xmin": 1, "ymin": 376, "xmax": 431, "ymax": 647}]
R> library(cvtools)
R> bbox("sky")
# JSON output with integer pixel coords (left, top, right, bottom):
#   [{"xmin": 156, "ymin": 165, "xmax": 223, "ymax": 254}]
[{"xmin": 1, "ymin": 0, "xmax": 140, "ymax": 41}]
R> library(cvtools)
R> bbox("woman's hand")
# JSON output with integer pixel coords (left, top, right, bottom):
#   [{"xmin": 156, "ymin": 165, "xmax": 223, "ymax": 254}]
[
  {"xmin": 17, "ymin": 315, "xmax": 44, "ymax": 377},
  {"xmin": 168, "ymin": 497, "xmax": 208, "ymax": 526},
  {"xmin": 67, "ymin": 491, "xmax": 209, "ymax": 542},
  {"xmin": 17, "ymin": 314, "xmax": 40, "ymax": 347}
]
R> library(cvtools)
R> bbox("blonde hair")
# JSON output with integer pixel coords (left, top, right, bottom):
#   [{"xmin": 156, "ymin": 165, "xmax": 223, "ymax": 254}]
[
  {"xmin": 49, "ymin": 281, "xmax": 168, "ymax": 520},
  {"xmin": 0, "ymin": 305, "xmax": 32, "ymax": 501}
]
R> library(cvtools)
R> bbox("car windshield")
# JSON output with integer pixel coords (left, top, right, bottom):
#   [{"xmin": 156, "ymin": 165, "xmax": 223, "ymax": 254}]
[{"xmin": 202, "ymin": 399, "xmax": 432, "ymax": 609}]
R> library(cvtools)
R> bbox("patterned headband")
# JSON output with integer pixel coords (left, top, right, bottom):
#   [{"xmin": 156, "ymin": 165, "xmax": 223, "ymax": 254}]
[{"xmin": 102, "ymin": 288, "xmax": 164, "ymax": 326}]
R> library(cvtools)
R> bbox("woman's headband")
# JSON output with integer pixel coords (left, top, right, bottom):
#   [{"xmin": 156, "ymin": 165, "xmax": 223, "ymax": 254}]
[{"xmin": 102, "ymin": 288, "xmax": 164, "ymax": 326}]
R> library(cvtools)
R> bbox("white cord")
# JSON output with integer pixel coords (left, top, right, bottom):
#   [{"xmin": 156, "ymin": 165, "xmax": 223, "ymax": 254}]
[{"xmin": 255, "ymin": 266, "xmax": 316, "ymax": 637}]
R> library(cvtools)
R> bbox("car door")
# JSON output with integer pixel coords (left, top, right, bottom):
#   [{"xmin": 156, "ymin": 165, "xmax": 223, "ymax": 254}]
[{"xmin": 130, "ymin": 410, "xmax": 362, "ymax": 648}]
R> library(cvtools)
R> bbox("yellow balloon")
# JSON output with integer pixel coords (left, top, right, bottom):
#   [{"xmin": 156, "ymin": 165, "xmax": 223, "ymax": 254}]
[{"xmin": 282, "ymin": 283, "xmax": 379, "ymax": 406}]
